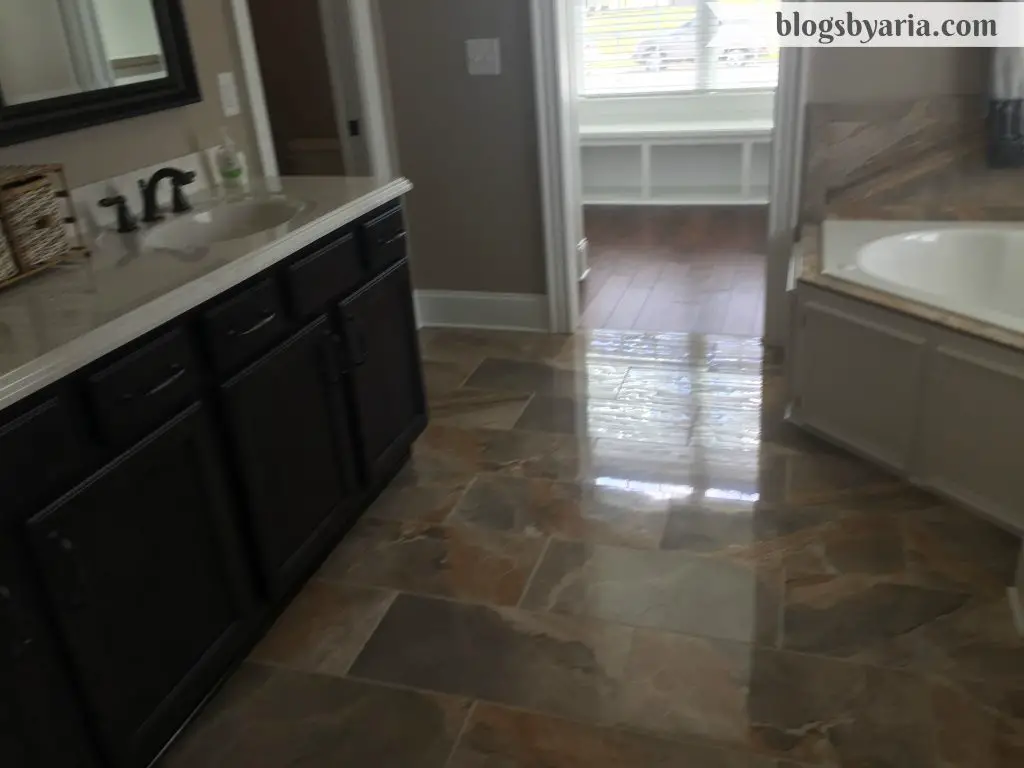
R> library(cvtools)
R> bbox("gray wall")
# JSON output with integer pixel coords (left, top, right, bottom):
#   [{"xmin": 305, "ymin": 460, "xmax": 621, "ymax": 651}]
[
  {"xmin": 378, "ymin": 0, "xmax": 547, "ymax": 294},
  {"xmin": 0, "ymin": 0, "xmax": 256, "ymax": 187},
  {"xmin": 807, "ymin": 48, "xmax": 987, "ymax": 103}
]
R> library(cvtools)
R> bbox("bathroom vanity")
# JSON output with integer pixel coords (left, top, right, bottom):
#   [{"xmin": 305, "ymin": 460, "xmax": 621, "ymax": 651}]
[{"xmin": 0, "ymin": 177, "xmax": 425, "ymax": 768}]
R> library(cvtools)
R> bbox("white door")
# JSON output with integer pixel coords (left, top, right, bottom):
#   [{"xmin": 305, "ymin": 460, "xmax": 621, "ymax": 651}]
[
  {"xmin": 319, "ymin": 0, "xmax": 372, "ymax": 176},
  {"xmin": 559, "ymin": 0, "xmax": 588, "ymax": 285}
]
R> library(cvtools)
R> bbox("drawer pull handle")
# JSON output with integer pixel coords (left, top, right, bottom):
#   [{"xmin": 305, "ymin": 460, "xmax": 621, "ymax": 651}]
[
  {"xmin": 0, "ymin": 585, "xmax": 34, "ymax": 654},
  {"xmin": 378, "ymin": 231, "xmax": 407, "ymax": 248},
  {"xmin": 144, "ymin": 366, "xmax": 186, "ymax": 398},
  {"xmin": 230, "ymin": 311, "xmax": 277, "ymax": 338}
]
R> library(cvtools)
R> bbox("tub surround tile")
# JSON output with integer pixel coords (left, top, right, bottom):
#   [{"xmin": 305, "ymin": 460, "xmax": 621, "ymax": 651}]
[
  {"xmin": 318, "ymin": 519, "xmax": 545, "ymax": 607},
  {"xmin": 160, "ymin": 664, "xmax": 469, "ymax": 768}
]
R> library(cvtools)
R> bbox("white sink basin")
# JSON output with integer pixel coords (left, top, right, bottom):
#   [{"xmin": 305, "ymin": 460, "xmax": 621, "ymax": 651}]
[{"xmin": 143, "ymin": 198, "xmax": 304, "ymax": 250}]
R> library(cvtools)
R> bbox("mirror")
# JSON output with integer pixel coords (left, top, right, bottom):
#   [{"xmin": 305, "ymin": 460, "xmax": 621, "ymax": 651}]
[{"xmin": 0, "ymin": 0, "xmax": 200, "ymax": 146}]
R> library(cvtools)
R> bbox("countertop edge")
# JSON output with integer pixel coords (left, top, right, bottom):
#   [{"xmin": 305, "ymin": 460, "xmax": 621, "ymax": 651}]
[{"xmin": 0, "ymin": 177, "xmax": 413, "ymax": 414}]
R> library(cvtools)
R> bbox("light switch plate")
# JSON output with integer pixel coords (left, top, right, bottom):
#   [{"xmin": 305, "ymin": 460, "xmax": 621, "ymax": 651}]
[
  {"xmin": 466, "ymin": 38, "xmax": 501, "ymax": 76},
  {"xmin": 218, "ymin": 72, "xmax": 241, "ymax": 117}
]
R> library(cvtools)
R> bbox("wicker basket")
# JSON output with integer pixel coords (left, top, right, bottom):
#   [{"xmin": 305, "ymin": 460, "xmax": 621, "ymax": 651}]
[
  {"xmin": 0, "ymin": 227, "xmax": 16, "ymax": 282},
  {"xmin": 0, "ymin": 164, "xmax": 88, "ymax": 292}
]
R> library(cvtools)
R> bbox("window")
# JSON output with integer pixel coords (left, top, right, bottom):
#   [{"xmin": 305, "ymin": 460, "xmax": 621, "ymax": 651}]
[{"xmin": 580, "ymin": 0, "xmax": 779, "ymax": 96}]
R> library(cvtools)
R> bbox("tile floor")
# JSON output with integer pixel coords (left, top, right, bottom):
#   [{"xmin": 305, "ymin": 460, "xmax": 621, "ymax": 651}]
[
  {"xmin": 161, "ymin": 327, "xmax": 1024, "ymax": 768},
  {"xmin": 581, "ymin": 206, "xmax": 767, "ymax": 335}
]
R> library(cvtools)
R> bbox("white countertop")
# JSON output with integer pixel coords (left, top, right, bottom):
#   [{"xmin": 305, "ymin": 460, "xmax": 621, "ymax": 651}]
[{"xmin": 0, "ymin": 175, "xmax": 412, "ymax": 413}]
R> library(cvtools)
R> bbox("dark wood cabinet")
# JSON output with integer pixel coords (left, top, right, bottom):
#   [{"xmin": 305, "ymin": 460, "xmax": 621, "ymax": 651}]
[
  {"xmin": 340, "ymin": 260, "xmax": 427, "ymax": 483},
  {"xmin": 0, "ymin": 200, "xmax": 424, "ymax": 768},
  {"xmin": 24, "ymin": 403, "xmax": 254, "ymax": 768},
  {"xmin": 220, "ymin": 316, "xmax": 357, "ymax": 597},
  {"xmin": 0, "ymin": 536, "xmax": 98, "ymax": 768}
]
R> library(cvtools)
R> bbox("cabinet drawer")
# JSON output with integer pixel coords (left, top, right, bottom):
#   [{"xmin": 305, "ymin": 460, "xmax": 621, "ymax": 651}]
[
  {"xmin": 286, "ymin": 233, "xmax": 361, "ymax": 318},
  {"xmin": 202, "ymin": 279, "xmax": 288, "ymax": 374},
  {"xmin": 0, "ymin": 395, "xmax": 92, "ymax": 523},
  {"xmin": 362, "ymin": 206, "xmax": 407, "ymax": 274},
  {"xmin": 88, "ymin": 329, "xmax": 199, "ymax": 448}
]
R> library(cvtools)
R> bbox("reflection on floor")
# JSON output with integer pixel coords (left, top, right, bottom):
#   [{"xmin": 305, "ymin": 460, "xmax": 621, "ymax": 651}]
[
  {"xmin": 582, "ymin": 206, "xmax": 768, "ymax": 335},
  {"xmin": 161, "ymin": 328, "xmax": 1023, "ymax": 768}
]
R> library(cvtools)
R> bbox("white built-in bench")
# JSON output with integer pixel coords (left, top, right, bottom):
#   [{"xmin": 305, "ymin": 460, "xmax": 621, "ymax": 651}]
[{"xmin": 578, "ymin": 93, "xmax": 774, "ymax": 206}]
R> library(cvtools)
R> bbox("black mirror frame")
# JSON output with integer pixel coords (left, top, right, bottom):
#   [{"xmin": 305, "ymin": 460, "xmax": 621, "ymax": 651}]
[{"xmin": 0, "ymin": 0, "xmax": 201, "ymax": 148}]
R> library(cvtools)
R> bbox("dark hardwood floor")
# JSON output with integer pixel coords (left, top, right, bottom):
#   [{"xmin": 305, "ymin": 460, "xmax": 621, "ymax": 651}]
[{"xmin": 580, "ymin": 206, "xmax": 768, "ymax": 336}]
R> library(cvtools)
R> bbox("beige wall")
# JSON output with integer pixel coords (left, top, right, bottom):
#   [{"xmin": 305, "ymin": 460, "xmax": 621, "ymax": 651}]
[
  {"xmin": 0, "ymin": 0, "xmax": 256, "ymax": 188},
  {"xmin": 378, "ymin": 0, "xmax": 547, "ymax": 294},
  {"xmin": 807, "ymin": 48, "xmax": 987, "ymax": 103}
]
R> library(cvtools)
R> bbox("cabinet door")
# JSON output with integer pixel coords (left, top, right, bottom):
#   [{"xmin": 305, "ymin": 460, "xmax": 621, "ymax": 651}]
[
  {"xmin": 221, "ymin": 316, "xmax": 356, "ymax": 597},
  {"xmin": 340, "ymin": 260, "xmax": 427, "ymax": 483},
  {"xmin": 25, "ymin": 403, "xmax": 253, "ymax": 768},
  {"xmin": 794, "ymin": 299, "xmax": 927, "ymax": 471},
  {"xmin": 0, "ymin": 536, "xmax": 97, "ymax": 768}
]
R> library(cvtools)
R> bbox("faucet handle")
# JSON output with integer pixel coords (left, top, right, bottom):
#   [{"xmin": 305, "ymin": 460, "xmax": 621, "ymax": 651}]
[
  {"xmin": 171, "ymin": 171, "xmax": 197, "ymax": 213},
  {"xmin": 99, "ymin": 195, "xmax": 139, "ymax": 234}
]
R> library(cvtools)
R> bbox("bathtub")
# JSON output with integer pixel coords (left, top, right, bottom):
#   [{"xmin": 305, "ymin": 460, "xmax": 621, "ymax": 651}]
[
  {"xmin": 792, "ymin": 219, "xmax": 1024, "ymax": 535},
  {"xmin": 820, "ymin": 220, "xmax": 1024, "ymax": 334}
]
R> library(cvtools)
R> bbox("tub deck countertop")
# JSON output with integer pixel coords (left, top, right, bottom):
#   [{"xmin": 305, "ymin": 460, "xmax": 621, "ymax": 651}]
[{"xmin": 797, "ymin": 219, "xmax": 1024, "ymax": 353}]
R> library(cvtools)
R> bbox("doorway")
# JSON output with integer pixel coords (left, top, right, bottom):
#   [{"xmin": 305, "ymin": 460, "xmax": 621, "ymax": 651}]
[
  {"xmin": 572, "ymin": 0, "xmax": 776, "ymax": 335},
  {"xmin": 535, "ymin": 0, "xmax": 806, "ymax": 344},
  {"xmin": 239, "ymin": 0, "xmax": 369, "ymax": 178}
]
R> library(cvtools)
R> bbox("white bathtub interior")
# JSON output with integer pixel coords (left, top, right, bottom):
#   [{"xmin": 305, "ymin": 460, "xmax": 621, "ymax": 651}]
[{"xmin": 820, "ymin": 220, "xmax": 1024, "ymax": 334}]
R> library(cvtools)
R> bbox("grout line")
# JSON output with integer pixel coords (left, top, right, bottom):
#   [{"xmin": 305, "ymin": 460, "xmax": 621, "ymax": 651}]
[
  {"xmin": 341, "ymin": 589, "xmax": 399, "ymax": 677},
  {"xmin": 516, "ymin": 536, "xmax": 553, "ymax": 608},
  {"xmin": 442, "ymin": 699, "xmax": 478, "ymax": 768},
  {"xmin": 333, "ymin": 576, "xmax": 1003, "ymax": 687}
]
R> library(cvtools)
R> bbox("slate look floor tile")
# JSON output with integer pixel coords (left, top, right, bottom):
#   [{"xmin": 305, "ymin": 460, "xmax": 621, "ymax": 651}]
[
  {"xmin": 318, "ymin": 518, "xmax": 545, "ymax": 607},
  {"xmin": 451, "ymin": 474, "xmax": 670, "ymax": 548},
  {"xmin": 162, "ymin": 328, "xmax": 1023, "ymax": 768}
]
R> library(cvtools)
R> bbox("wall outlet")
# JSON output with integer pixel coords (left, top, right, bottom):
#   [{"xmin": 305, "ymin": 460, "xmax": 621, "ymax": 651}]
[
  {"xmin": 218, "ymin": 72, "xmax": 241, "ymax": 118},
  {"xmin": 466, "ymin": 38, "xmax": 501, "ymax": 76}
]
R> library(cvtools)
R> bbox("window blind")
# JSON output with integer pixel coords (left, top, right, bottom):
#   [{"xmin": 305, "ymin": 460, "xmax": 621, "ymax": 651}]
[{"xmin": 580, "ymin": 0, "xmax": 779, "ymax": 96}]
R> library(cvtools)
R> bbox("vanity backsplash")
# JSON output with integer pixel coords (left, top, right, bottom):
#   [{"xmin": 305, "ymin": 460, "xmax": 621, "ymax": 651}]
[{"xmin": 802, "ymin": 95, "xmax": 1024, "ymax": 222}]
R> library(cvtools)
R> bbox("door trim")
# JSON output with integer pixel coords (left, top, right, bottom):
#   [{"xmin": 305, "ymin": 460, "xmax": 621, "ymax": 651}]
[
  {"xmin": 230, "ymin": 0, "xmax": 396, "ymax": 180},
  {"xmin": 229, "ymin": 0, "xmax": 278, "ymax": 177},
  {"xmin": 531, "ymin": 0, "xmax": 578, "ymax": 333}
]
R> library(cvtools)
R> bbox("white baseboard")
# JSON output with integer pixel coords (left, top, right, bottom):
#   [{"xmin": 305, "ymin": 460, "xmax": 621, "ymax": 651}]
[{"xmin": 414, "ymin": 290, "xmax": 549, "ymax": 332}]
